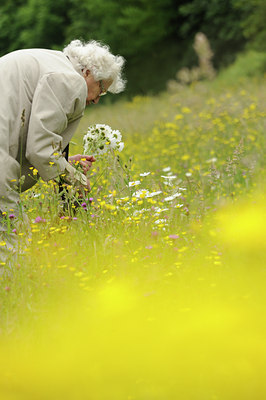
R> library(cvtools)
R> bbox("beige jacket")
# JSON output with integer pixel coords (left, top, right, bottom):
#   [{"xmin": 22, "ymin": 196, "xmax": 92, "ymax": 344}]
[{"xmin": 0, "ymin": 48, "xmax": 87, "ymax": 212}]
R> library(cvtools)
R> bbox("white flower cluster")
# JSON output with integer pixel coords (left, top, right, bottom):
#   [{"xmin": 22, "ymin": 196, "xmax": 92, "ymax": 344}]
[{"xmin": 83, "ymin": 124, "xmax": 124, "ymax": 156}]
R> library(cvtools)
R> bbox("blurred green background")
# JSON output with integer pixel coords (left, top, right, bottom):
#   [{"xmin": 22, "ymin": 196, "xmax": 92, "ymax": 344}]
[{"xmin": 0, "ymin": 0, "xmax": 265, "ymax": 96}]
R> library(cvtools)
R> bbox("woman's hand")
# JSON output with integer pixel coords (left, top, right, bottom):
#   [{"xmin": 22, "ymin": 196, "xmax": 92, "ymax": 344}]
[{"xmin": 69, "ymin": 154, "xmax": 96, "ymax": 175}]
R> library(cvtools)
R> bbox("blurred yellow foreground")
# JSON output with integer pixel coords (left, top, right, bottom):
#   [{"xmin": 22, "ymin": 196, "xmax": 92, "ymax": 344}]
[{"xmin": 0, "ymin": 195, "xmax": 265, "ymax": 400}]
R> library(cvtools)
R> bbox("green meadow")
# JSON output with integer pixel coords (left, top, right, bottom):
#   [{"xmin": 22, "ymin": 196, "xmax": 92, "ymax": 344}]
[{"xmin": 0, "ymin": 64, "xmax": 265, "ymax": 399}]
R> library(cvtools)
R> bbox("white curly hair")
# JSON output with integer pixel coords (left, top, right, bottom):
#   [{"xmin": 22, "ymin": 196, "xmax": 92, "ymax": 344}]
[{"xmin": 63, "ymin": 39, "xmax": 126, "ymax": 93}]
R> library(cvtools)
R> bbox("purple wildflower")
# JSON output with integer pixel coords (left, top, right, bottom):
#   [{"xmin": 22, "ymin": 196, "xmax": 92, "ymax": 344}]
[
  {"xmin": 169, "ymin": 234, "xmax": 179, "ymax": 240},
  {"xmin": 35, "ymin": 216, "xmax": 46, "ymax": 223}
]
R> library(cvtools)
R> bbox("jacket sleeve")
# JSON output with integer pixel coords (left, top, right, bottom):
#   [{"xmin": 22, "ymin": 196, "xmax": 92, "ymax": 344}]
[{"xmin": 26, "ymin": 72, "xmax": 87, "ymax": 182}]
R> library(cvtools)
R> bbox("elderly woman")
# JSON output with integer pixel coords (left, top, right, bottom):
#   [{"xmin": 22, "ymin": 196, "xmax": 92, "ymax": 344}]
[{"xmin": 0, "ymin": 39, "xmax": 126, "ymax": 262}]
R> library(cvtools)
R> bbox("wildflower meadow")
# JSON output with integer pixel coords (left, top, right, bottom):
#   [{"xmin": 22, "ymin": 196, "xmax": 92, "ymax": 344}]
[{"xmin": 0, "ymin": 72, "xmax": 265, "ymax": 399}]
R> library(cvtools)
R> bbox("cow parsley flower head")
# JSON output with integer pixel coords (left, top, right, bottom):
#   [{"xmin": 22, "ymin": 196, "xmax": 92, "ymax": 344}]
[{"xmin": 83, "ymin": 124, "xmax": 124, "ymax": 156}]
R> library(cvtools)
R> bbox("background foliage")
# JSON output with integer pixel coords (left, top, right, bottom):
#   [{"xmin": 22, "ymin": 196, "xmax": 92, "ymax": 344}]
[{"xmin": 0, "ymin": 0, "xmax": 265, "ymax": 95}]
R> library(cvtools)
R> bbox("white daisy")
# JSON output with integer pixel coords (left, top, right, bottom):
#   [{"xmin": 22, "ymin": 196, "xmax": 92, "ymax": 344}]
[
  {"xmin": 140, "ymin": 172, "xmax": 151, "ymax": 177},
  {"xmin": 164, "ymin": 192, "xmax": 182, "ymax": 202},
  {"xmin": 128, "ymin": 180, "xmax": 141, "ymax": 187}
]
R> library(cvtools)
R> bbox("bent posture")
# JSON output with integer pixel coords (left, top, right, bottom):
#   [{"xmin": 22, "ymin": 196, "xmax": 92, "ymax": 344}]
[{"xmin": 0, "ymin": 39, "xmax": 125, "ymax": 261}]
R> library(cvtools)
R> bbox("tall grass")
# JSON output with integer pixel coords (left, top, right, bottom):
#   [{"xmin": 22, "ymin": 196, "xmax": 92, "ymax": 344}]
[{"xmin": 0, "ymin": 74, "xmax": 265, "ymax": 399}]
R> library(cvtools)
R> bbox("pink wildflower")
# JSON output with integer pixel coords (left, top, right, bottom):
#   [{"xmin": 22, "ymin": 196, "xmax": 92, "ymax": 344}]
[
  {"xmin": 169, "ymin": 234, "xmax": 179, "ymax": 239},
  {"xmin": 35, "ymin": 216, "xmax": 46, "ymax": 223}
]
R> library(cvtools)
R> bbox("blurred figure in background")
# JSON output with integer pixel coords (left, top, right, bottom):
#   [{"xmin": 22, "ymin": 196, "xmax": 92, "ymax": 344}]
[{"xmin": 0, "ymin": 39, "xmax": 126, "ymax": 266}]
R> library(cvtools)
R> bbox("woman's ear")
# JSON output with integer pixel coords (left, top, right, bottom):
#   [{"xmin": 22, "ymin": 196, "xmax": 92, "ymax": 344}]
[{"xmin": 82, "ymin": 69, "xmax": 91, "ymax": 77}]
